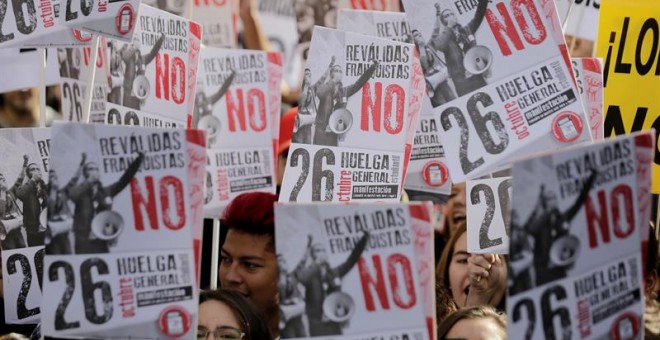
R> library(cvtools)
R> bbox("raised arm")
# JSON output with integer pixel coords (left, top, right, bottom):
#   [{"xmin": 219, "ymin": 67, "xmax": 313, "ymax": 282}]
[
  {"xmin": 239, "ymin": 0, "xmax": 271, "ymax": 51},
  {"xmin": 344, "ymin": 60, "xmax": 379, "ymax": 97},
  {"xmin": 335, "ymin": 231, "xmax": 370, "ymax": 278},
  {"xmin": 144, "ymin": 33, "xmax": 165, "ymax": 66},
  {"xmin": 11, "ymin": 155, "xmax": 29, "ymax": 195},
  {"xmin": 209, "ymin": 71, "xmax": 237, "ymax": 106},
  {"xmin": 563, "ymin": 171, "xmax": 598, "ymax": 223},
  {"xmin": 107, "ymin": 152, "xmax": 144, "ymax": 197},
  {"xmin": 467, "ymin": 0, "xmax": 489, "ymax": 34}
]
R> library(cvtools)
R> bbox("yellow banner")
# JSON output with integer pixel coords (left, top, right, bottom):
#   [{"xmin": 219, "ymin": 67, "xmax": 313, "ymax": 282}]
[{"xmin": 597, "ymin": 0, "xmax": 660, "ymax": 193}]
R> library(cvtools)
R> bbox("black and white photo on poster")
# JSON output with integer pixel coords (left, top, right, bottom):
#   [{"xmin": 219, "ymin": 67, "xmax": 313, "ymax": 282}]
[
  {"xmin": 405, "ymin": 0, "xmax": 490, "ymax": 108},
  {"xmin": 508, "ymin": 157, "xmax": 597, "ymax": 295},
  {"xmin": 0, "ymin": 129, "xmax": 50, "ymax": 251},
  {"xmin": 107, "ymin": 33, "xmax": 166, "ymax": 111},
  {"xmin": 194, "ymin": 70, "xmax": 236, "ymax": 144},
  {"xmin": 47, "ymin": 150, "xmax": 143, "ymax": 255},
  {"xmin": 293, "ymin": 55, "xmax": 379, "ymax": 147}
]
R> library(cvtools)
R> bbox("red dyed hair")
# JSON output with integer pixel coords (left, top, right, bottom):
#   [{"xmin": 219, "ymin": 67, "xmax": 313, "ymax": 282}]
[{"xmin": 221, "ymin": 192, "xmax": 277, "ymax": 250}]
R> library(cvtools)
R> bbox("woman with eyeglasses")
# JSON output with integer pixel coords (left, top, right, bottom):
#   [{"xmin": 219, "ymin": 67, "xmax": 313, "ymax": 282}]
[{"xmin": 198, "ymin": 289, "xmax": 272, "ymax": 340}]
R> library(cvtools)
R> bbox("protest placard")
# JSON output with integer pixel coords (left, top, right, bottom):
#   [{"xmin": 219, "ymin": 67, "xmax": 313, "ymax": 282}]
[
  {"xmin": 279, "ymin": 27, "xmax": 420, "ymax": 203},
  {"xmin": 105, "ymin": 4, "xmax": 202, "ymax": 128},
  {"xmin": 192, "ymin": 0, "xmax": 237, "ymax": 48},
  {"xmin": 41, "ymin": 123, "xmax": 199, "ymax": 339},
  {"xmin": 275, "ymin": 202, "xmax": 429, "ymax": 339},
  {"xmin": 402, "ymin": 0, "xmax": 591, "ymax": 182},
  {"xmin": 194, "ymin": 46, "xmax": 277, "ymax": 217},
  {"xmin": 507, "ymin": 131, "xmax": 654, "ymax": 339}
]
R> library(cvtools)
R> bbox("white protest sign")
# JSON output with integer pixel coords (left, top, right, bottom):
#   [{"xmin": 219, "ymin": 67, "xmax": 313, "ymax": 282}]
[
  {"xmin": 467, "ymin": 176, "xmax": 511, "ymax": 254},
  {"xmin": 105, "ymin": 4, "xmax": 202, "ymax": 128},
  {"xmin": 42, "ymin": 123, "xmax": 198, "ymax": 339},
  {"xmin": 507, "ymin": 131, "xmax": 653, "ymax": 339},
  {"xmin": 402, "ymin": 0, "xmax": 591, "ymax": 182}
]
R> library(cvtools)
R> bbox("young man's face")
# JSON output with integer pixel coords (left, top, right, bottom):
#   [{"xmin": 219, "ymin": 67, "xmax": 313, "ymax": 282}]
[
  {"xmin": 331, "ymin": 67, "xmax": 342, "ymax": 82},
  {"xmin": 85, "ymin": 164, "xmax": 100, "ymax": 182},
  {"xmin": 219, "ymin": 230, "xmax": 278, "ymax": 314},
  {"xmin": 311, "ymin": 244, "xmax": 328, "ymax": 263},
  {"xmin": 442, "ymin": 10, "xmax": 458, "ymax": 27},
  {"xmin": 27, "ymin": 164, "xmax": 41, "ymax": 180}
]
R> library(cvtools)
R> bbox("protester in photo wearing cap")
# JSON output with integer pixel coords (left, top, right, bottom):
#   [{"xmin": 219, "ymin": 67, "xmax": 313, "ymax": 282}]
[
  {"xmin": 67, "ymin": 151, "xmax": 144, "ymax": 254},
  {"xmin": 0, "ymin": 171, "xmax": 25, "ymax": 250},
  {"xmin": 218, "ymin": 192, "xmax": 280, "ymax": 338}
]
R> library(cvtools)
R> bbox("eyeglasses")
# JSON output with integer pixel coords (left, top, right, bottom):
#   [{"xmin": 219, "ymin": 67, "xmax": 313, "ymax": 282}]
[{"xmin": 197, "ymin": 326, "xmax": 245, "ymax": 340}]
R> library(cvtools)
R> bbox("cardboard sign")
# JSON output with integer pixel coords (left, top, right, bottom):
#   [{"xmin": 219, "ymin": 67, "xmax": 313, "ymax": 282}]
[
  {"xmin": 195, "ymin": 46, "xmax": 277, "ymax": 217},
  {"xmin": 596, "ymin": 0, "xmax": 660, "ymax": 194},
  {"xmin": 279, "ymin": 27, "xmax": 420, "ymax": 203},
  {"xmin": 275, "ymin": 203, "xmax": 429, "ymax": 339},
  {"xmin": 466, "ymin": 176, "xmax": 511, "ymax": 254},
  {"xmin": 41, "ymin": 123, "xmax": 199, "ymax": 339},
  {"xmin": 402, "ymin": 0, "xmax": 591, "ymax": 182},
  {"xmin": 506, "ymin": 131, "xmax": 654, "ymax": 339},
  {"xmin": 105, "ymin": 4, "xmax": 202, "ymax": 128},
  {"xmin": 0, "ymin": 128, "xmax": 50, "ymax": 325},
  {"xmin": 337, "ymin": 9, "xmax": 449, "ymax": 198}
]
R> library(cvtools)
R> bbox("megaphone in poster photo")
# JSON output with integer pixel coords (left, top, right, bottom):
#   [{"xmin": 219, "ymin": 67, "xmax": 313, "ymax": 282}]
[
  {"xmin": 463, "ymin": 45, "xmax": 493, "ymax": 78},
  {"xmin": 91, "ymin": 210, "xmax": 125, "ymax": 242},
  {"xmin": 328, "ymin": 108, "xmax": 354, "ymax": 142}
]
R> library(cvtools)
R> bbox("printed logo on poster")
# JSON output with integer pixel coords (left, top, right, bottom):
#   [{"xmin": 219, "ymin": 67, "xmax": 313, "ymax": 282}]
[
  {"xmin": 157, "ymin": 305, "xmax": 192, "ymax": 338},
  {"xmin": 552, "ymin": 111, "xmax": 584, "ymax": 144},
  {"xmin": 421, "ymin": 160, "xmax": 448, "ymax": 188},
  {"xmin": 116, "ymin": 4, "xmax": 136, "ymax": 36},
  {"xmin": 72, "ymin": 29, "xmax": 94, "ymax": 42}
]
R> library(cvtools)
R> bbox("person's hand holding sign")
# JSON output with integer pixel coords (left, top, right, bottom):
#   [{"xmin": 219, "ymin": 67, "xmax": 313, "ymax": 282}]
[{"xmin": 466, "ymin": 253, "xmax": 507, "ymax": 308}]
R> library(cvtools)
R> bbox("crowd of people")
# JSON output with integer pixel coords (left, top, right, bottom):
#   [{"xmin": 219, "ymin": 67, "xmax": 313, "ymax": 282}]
[{"xmin": 0, "ymin": 0, "xmax": 659, "ymax": 339}]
